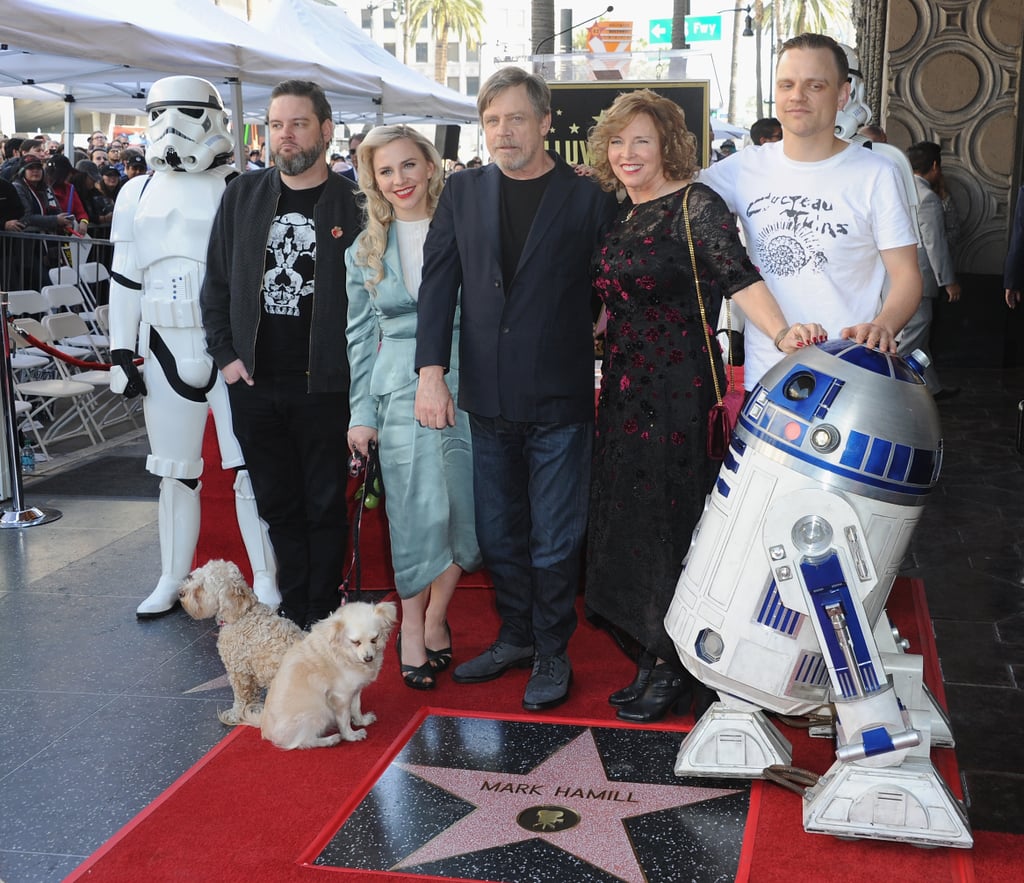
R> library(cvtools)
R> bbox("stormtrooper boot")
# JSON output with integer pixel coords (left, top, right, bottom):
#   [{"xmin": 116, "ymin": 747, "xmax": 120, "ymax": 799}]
[
  {"xmin": 137, "ymin": 478, "xmax": 201, "ymax": 618},
  {"xmin": 234, "ymin": 469, "xmax": 280, "ymax": 607}
]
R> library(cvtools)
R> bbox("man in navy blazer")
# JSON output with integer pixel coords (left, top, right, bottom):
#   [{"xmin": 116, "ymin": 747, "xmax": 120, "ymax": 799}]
[{"xmin": 415, "ymin": 68, "xmax": 618, "ymax": 711}]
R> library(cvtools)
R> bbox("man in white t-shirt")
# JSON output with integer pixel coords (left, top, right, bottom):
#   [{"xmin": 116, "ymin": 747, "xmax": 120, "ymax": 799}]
[{"xmin": 701, "ymin": 33, "xmax": 922, "ymax": 391}]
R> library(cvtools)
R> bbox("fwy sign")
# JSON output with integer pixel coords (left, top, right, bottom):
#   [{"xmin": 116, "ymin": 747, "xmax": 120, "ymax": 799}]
[{"xmin": 649, "ymin": 15, "xmax": 723, "ymax": 45}]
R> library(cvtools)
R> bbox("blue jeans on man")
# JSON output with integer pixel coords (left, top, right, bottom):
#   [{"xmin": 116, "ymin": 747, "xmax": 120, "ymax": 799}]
[{"xmin": 453, "ymin": 414, "xmax": 592, "ymax": 710}]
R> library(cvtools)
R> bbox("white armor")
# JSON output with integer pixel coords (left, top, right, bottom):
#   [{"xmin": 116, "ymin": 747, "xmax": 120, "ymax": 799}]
[{"xmin": 109, "ymin": 76, "xmax": 278, "ymax": 617}]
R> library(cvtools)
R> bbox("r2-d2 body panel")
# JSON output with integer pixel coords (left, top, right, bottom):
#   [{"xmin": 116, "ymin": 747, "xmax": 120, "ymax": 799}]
[{"xmin": 665, "ymin": 340, "xmax": 942, "ymax": 716}]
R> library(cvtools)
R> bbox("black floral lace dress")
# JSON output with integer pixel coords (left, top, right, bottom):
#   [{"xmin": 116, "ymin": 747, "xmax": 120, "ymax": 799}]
[{"xmin": 585, "ymin": 182, "xmax": 761, "ymax": 663}]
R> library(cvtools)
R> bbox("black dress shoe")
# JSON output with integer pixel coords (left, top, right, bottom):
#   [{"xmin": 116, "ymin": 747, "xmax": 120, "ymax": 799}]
[
  {"xmin": 933, "ymin": 387, "xmax": 961, "ymax": 401},
  {"xmin": 616, "ymin": 663, "xmax": 693, "ymax": 723},
  {"xmin": 609, "ymin": 649, "xmax": 656, "ymax": 707}
]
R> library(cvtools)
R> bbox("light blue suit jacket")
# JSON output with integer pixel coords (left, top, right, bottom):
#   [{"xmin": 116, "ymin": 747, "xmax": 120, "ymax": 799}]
[{"xmin": 346, "ymin": 227, "xmax": 460, "ymax": 428}]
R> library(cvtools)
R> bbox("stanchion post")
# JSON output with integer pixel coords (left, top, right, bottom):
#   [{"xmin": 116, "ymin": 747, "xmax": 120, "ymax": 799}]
[{"xmin": 1, "ymin": 291, "xmax": 62, "ymax": 527}]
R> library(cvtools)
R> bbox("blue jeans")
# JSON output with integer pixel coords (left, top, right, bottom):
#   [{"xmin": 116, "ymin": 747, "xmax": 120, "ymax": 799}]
[{"xmin": 469, "ymin": 414, "xmax": 593, "ymax": 657}]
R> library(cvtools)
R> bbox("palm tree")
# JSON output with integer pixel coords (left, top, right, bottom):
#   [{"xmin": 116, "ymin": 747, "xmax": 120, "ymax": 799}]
[
  {"xmin": 531, "ymin": 0, "xmax": 555, "ymax": 59},
  {"xmin": 405, "ymin": 0, "xmax": 485, "ymax": 85},
  {"xmin": 778, "ymin": 0, "xmax": 851, "ymax": 38},
  {"xmin": 751, "ymin": 0, "xmax": 852, "ymax": 118},
  {"xmin": 669, "ymin": 0, "xmax": 690, "ymax": 80}
]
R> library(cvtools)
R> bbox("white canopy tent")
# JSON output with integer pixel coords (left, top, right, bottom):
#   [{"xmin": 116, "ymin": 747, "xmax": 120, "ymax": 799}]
[
  {"xmin": 0, "ymin": 0, "xmax": 476, "ymax": 163},
  {"xmin": 252, "ymin": 0, "xmax": 479, "ymax": 127}
]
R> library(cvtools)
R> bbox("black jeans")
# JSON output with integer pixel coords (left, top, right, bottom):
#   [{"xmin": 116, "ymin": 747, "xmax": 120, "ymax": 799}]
[{"xmin": 227, "ymin": 375, "xmax": 349, "ymax": 626}]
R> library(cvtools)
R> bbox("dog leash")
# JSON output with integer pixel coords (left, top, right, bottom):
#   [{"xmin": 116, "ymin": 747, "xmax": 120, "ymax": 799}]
[{"xmin": 340, "ymin": 441, "xmax": 383, "ymax": 605}]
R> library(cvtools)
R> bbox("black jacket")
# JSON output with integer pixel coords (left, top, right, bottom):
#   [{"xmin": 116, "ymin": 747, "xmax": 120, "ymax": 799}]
[
  {"xmin": 415, "ymin": 152, "xmax": 617, "ymax": 423},
  {"xmin": 201, "ymin": 168, "xmax": 361, "ymax": 394}
]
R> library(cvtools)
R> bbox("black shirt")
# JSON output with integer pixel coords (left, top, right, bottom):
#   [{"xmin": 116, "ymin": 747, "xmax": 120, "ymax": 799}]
[
  {"xmin": 499, "ymin": 167, "xmax": 554, "ymax": 285},
  {"xmin": 255, "ymin": 180, "xmax": 325, "ymax": 377}
]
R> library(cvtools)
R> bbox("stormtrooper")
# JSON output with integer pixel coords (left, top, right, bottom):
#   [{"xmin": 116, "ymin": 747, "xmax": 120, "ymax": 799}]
[{"xmin": 108, "ymin": 76, "xmax": 279, "ymax": 617}]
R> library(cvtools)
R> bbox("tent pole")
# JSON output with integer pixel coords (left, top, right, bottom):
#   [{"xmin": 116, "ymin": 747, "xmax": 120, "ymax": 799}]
[
  {"xmin": 63, "ymin": 93, "xmax": 76, "ymax": 158},
  {"xmin": 229, "ymin": 78, "xmax": 246, "ymax": 170}
]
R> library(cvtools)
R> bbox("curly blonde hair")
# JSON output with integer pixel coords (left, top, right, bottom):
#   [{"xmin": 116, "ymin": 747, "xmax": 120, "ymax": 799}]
[
  {"xmin": 587, "ymin": 89, "xmax": 699, "ymax": 193},
  {"xmin": 352, "ymin": 125, "xmax": 444, "ymax": 290}
]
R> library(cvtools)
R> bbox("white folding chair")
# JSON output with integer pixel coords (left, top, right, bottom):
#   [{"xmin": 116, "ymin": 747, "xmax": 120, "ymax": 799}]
[
  {"xmin": 40, "ymin": 292, "xmax": 110, "ymax": 352},
  {"xmin": 76, "ymin": 262, "xmax": 112, "ymax": 312},
  {"xmin": 7, "ymin": 289, "xmax": 49, "ymax": 318},
  {"xmin": 41, "ymin": 281, "xmax": 101, "ymax": 332},
  {"xmin": 8, "ymin": 321, "xmax": 103, "ymax": 456},
  {"xmin": 94, "ymin": 304, "xmax": 110, "ymax": 332},
  {"xmin": 10, "ymin": 315, "xmax": 93, "ymax": 362},
  {"xmin": 41, "ymin": 312, "xmax": 137, "ymax": 430},
  {"xmin": 49, "ymin": 262, "xmax": 110, "ymax": 313}
]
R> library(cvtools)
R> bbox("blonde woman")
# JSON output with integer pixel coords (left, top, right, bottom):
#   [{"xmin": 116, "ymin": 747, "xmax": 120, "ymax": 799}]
[{"xmin": 346, "ymin": 126, "xmax": 480, "ymax": 690}]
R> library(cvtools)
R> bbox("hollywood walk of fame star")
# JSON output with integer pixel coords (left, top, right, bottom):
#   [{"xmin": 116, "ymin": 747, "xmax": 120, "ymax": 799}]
[
  {"xmin": 184, "ymin": 674, "xmax": 230, "ymax": 694},
  {"xmin": 569, "ymin": 123, "xmax": 580, "ymax": 134},
  {"xmin": 391, "ymin": 728, "xmax": 741, "ymax": 883}
]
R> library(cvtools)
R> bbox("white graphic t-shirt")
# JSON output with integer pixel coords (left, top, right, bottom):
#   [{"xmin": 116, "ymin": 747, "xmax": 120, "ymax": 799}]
[{"xmin": 700, "ymin": 141, "xmax": 917, "ymax": 388}]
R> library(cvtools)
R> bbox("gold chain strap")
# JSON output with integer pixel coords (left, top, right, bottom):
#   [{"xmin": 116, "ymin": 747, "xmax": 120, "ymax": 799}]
[{"xmin": 681, "ymin": 185, "xmax": 728, "ymax": 406}]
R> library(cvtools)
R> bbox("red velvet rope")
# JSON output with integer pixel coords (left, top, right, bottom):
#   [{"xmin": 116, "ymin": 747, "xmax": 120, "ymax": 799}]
[{"xmin": 9, "ymin": 322, "xmax": 143, "ymax": 370}]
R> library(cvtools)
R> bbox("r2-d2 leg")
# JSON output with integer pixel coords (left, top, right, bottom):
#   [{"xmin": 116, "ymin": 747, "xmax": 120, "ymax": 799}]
[{"xmin": 762, "ymin": 491, "xmax": 972, "ymax": 848}]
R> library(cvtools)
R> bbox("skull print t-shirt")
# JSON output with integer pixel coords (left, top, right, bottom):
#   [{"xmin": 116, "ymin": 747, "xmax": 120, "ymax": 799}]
[{"xmin": 255, "ymin": 179, "xmax": 325, "ymax": 376}]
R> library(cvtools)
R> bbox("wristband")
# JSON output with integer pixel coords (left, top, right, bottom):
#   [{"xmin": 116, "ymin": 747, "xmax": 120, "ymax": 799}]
[{"xmin": 773, "ymin": 326, "xmax": 790, "ymax": 351}]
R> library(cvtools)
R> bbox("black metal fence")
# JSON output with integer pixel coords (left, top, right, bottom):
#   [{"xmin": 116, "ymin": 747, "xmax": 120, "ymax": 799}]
[{"xmin": 1, "ymin": 229, "xmax": 113, "ymax": 303}]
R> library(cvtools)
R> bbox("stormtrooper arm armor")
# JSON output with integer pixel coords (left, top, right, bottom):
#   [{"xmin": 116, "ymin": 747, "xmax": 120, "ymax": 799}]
[{"xmin": 108, "ymin": 176, "xmax": 148, "ymax": 395}]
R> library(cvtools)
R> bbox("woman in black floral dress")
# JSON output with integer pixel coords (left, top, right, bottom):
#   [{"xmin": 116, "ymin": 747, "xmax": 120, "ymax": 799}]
[{"xmin": 585, "ymin": 90, "xmax": 825, "ymax": 722}]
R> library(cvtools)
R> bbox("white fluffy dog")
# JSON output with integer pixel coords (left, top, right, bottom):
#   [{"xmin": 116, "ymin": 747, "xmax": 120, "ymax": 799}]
[
  {"xmin": 244, "ymin": 600, "xmax": 398, "ymax": 750},
  {"xmin": 178, "ymin": 559, "xmax": 304, "ymax": 726}
]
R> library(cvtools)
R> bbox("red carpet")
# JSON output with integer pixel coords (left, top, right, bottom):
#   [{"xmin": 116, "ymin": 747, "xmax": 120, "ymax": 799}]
[
  {"xmin": 68, "ymin": 418, "xmax": 1022, "ymax": 881},
  {"xmin": 67, "ymin": 577, "xmax": 1020, "ymax": 882}
]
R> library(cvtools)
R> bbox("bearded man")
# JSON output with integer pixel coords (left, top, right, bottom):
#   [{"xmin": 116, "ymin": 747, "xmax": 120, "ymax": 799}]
[{"xmin": 201, "ymin": 80, "xmax": 362, "ymax": 629}]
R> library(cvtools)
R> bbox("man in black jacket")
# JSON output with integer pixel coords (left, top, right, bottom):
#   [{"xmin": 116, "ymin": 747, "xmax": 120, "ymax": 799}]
[
  {"xmin": 414, "ymin": 68, "xmax": 618, "ymax": 710},
  {"xmin": 201, "ymin": 80, "xmax": 361, "ymax": 629}
]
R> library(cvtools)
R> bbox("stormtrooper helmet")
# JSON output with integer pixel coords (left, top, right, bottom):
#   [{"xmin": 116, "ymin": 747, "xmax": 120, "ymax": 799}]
[
  {"xmin": 145, "ymin": 76, "xmax": 234, "ymax": 172},
  {"xmin": 833, "ymin": 44, "xmax": 872, "ymax": 139}
]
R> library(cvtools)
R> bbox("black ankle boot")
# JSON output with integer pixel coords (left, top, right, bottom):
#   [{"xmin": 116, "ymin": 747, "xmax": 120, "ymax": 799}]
[
  {"xmin": 608, "ymin": 649, "xmax": 656, "ymax": 707},
  {"xmin": 616, "ymin": 663, "xmax": 693, "ymax": 723}
]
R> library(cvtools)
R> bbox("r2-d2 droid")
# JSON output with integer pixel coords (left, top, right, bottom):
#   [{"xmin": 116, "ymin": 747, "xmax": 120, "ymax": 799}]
[{"xmin": 665, "ymin": 340, "xmax": 972, "ymax": 848}]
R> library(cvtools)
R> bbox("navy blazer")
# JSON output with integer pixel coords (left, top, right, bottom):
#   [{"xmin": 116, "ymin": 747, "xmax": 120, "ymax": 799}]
[
  {"xmin": 415, "ymin": 152, "xmax": 617, "ymax": 423},
  {"xmin": 1005, "ymin": 185, "xmax": 1024, "ymax": 292}
]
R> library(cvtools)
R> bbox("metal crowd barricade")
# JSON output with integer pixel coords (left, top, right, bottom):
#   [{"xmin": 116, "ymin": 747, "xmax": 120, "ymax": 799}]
[
  {"xmin": 1, "ymin": 290, "xmax": 61, "ymax": 527},
  {"xmin": 0, "ymin": 229, "xmax": 112, "ymax": 312}
]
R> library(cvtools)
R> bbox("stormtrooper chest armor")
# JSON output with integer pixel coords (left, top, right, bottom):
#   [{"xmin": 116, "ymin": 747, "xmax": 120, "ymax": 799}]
[{"xmin": 133, "ymin": 170, "xmax": 228, "ymax": 276}]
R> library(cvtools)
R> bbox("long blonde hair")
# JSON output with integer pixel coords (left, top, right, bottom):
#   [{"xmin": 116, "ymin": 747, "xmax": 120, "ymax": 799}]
[{"xmin": 352, "ymin": 125, "xmax": 444, "ymax": 290}]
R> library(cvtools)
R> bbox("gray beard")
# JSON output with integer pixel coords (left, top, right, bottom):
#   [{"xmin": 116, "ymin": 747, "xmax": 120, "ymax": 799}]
[{"xmin": 272, "ymin": 141, "xmax": 325, "ymax": 176}]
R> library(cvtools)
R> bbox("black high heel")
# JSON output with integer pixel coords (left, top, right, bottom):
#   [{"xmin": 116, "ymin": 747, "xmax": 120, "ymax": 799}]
[
  {"xmin": 615, "ymin": 663, "xmax": 693, "ymax": 723},
  {"xmin": 397, "ymin": 634, "xmax": 435, "ymax": 691},
  {"xmin": 608, "ymin": 649, "xmax": 656, "ymax": 707},
  {"xmin": 425, "ymin": 621, "xmax": 453, "ymax": 673}
]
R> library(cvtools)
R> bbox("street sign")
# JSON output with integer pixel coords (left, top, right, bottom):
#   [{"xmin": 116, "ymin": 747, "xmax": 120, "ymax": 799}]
[
  {"xmin": 685, "ymin": 15, "xmax": 722, "ymax": 43},
  {"xmin": 649, "ymin": 16, "xmax": 723, "ymax": 45},
  {"xmin": 649, "ymin": 19, "xmax": 671, "ymax": 45}
]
